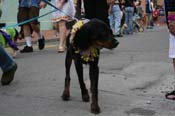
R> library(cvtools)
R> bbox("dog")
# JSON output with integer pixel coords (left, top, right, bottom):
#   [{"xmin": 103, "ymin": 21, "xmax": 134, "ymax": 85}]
[
  {"xmin": 61, "ymin": 18, "xmax": 119, "ymax": 114},
  {"xmin": 0, "ymin": 28, "xmax": 19, "ymax": 57}
]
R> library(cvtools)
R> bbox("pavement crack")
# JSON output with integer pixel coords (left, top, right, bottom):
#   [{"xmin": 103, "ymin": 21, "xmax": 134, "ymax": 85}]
[
  {"xmin": 99, "ymin": 89, "xmax": 128, "ymax": 97},
  {"xmin": 130, "ymin": 73, "xmax": 167, "ymax": 91}
]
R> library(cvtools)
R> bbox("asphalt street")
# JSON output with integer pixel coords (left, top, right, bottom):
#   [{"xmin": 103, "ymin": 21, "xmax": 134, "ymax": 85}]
[{"xmin": 1, "ymin": 26, "xmax": 175, "ymax": 116}]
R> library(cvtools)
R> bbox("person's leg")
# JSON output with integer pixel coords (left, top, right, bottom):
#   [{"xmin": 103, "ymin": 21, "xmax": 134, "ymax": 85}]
[
  {"xmin": 124, "ymin": 7, "xmax": 129, "ymax": 34},
  {"xmin": 58, "ymin": 20, "xmax": 68, "ymax": 53},
  {"xmin": 18, "ymin": 7, "xmax": 33, "ymax": 53},
  {"xmin": 165, "ymin": 33, "xmax": 175, "ymax": 100},
  {"xmin": 95, "ymin": 0, "xmax": 109, "ymax": 26},
  {"xmin": 20, "ymin": 24, "xmax": 34, "ymax": 53},
  {"xmin": 75, "ymin": 0, "xmax": 82, "ymax": 19},
  {"xmin": 146, "ymin": 13, "xmax": 149, "ymax": 27},
  {"xmin": 0, "ymin": 45, "xmax": 17, "ymax": 85},
  {"xmin": 147, "ymin": 13, "xmax": 151, "ymax": 28},
  {"xmin": 150, "ymin": 13, "xmax": 154, "ymax": 27},
  {"xmin": 127, "ymin": 7, "xmax": 134, "ymax": 34},
  {"xmin": 83, "ymin": 0, "xmax": 96, "ymax": 19},
  {"xmin": 29, "ymin": 7, "xmax": 45, "ymax": 50},
  {"xmin": 173, "ymin": 58, "xmax": 175, "ymax": 71},
  {"xmin": 108, "ymin": 12, "xmax": 115, "ymax": 34},
  {"xmin": 113, "ymin": 5, "xmax": 122, "ymax": 36},
  {"xmin": 23, "ymin": 24, "xmax": 32, "ymax": 47}
]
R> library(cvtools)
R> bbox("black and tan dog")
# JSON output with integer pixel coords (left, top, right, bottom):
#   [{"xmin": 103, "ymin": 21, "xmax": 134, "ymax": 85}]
[{"xmin": 62, "ymin": 18, "xmax": 119, "ymax": 114}]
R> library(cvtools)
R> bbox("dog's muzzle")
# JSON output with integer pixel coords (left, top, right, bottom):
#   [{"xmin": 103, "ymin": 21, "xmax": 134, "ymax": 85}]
[{"xmin": 112, "ymin": 39, "xmax": 119, "ymax": 49}]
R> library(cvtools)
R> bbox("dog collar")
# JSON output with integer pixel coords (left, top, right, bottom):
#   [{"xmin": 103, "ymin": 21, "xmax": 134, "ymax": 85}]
[
  {"xmin": 75, "ymin": 46, "xmax": 99, "ymax": 62},
  {"xmin": 71, "ymin": 19, "xmax": 89, "ymax": 34}
]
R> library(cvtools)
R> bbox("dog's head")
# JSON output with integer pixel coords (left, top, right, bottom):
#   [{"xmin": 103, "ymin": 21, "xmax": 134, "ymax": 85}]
[{"xmin": 73, "ymin": 18, "xmax": 119, "ymax": 50}]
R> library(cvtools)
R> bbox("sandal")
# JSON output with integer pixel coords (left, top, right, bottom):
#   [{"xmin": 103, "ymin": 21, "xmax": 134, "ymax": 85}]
[
  {"xmin": 165, "ymin": 90, "xmax": 175, "ymax": 100},
  {"xmin": 57, "ymin": 46, "xmax": 65, "ymax": 53}
]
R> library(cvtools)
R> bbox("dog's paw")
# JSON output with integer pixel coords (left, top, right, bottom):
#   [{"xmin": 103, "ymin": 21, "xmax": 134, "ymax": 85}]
[
  {"xmin": 91, "ymin": 103, "xmax": 101, "ymax": 114},
  {"xmin": 82, "ymin": 93, "xmax": 90, "ymax": 102},
  {"xmin": 81, "ymin": 89, "xmax": 90, "ymax": 102},
  {"xmin": 61, "ymin": 90, "xmax": 70, "ymax": 101}
]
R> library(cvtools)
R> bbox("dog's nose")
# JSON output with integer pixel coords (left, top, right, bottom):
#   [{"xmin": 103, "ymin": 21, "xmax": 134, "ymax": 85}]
[{"xmin": 113, "ymin": 39, "xmax": 119, "ymax": 48}]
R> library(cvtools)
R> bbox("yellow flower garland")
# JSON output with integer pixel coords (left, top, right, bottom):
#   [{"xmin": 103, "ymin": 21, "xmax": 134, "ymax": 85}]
[{"xmin": 75, "ymin": 47, "xmax": 99, "ymax": 62}]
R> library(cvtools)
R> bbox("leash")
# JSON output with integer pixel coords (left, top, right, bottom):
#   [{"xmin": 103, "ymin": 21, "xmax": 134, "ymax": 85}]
[
  {"xmin": 1, "ymin": 0, "xmax": 77, "ymax": 30},
  {"xmin": 1, "ymin": 9, "xmax": 57, "ymax": 30}
]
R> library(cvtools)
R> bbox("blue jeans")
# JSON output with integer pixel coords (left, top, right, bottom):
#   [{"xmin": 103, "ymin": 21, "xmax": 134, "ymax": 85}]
[
  {"xmin": 125, "ymin": 7, "xmax": 134, "ymax": 34},
  {"xmin": 0, "ymin": 46, "xmax": 15, "ymax": 72},
  {"xmin": 108, "ymin": 4, "xmax": 122, "ymax": 35},
  {"xmin": 146, "ymin": 13, "xmax": 153, "ymax": 27}
]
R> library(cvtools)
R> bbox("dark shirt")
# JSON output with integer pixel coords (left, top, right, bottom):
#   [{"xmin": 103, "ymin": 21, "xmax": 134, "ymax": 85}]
[
  {"xmin": 83, "ymin": 0, "xmax": 109, "ymax": 26},
  {"xmin": 145, "ymin": 0, "xmax": 152, "ymax": 13},
  {"xmin": 124, "ymin": 0, "xmax": 135, "ymax": 7}
]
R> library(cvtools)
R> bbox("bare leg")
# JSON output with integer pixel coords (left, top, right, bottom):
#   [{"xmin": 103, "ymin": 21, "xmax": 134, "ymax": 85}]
[
  {"xmin": 173, "ymin": 58, "xmax": 175, "ymax": 71},
  {"xmin": 165, "ymin": 58, "xmax": 175, "ymax": 100},
  {"xmin": 23, "ymin": 25, "xmax": 31, "ymax": 38},
  {"xmin": 58, "ymin": 20, "xmax": 68, "ymax": 52}
]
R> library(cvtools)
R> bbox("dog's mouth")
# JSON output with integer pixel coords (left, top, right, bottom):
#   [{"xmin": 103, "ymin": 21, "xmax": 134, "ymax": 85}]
[{"xmin": 95, "ymin": 39, "xmax": 119, "ymax": 49}]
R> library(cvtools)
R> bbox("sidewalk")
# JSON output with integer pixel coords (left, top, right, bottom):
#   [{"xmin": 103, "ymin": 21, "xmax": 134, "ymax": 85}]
[
  {"xmin": 1, "ymin": 25, "xmax": 174, "ymax": 116},
  {"xmin": 16, "ymin": 23, "xmax": 167, "ymax": 46},
  {"xmin": 16, "ymin": 29, "xmax": 58, "ymax": 45}
]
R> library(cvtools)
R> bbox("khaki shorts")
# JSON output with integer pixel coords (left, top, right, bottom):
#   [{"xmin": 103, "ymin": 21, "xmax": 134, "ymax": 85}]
[{"xmin": 17, "ymin": 7, "xmax": 39, "ymax": 25}]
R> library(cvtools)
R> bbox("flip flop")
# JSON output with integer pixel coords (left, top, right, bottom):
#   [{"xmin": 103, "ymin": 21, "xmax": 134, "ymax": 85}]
[{"xmin": 165, "ymin": 90, "xmax": 175, "ymax": 100}]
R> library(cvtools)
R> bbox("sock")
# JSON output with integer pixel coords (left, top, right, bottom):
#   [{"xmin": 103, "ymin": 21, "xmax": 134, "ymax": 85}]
[
  {"xmin": 38, "ymin": 32, "xmax": 43, "ymax": 39},
  {"xmin": 25, "ymin": 36, "xmax": 32, "ymax": 47}
]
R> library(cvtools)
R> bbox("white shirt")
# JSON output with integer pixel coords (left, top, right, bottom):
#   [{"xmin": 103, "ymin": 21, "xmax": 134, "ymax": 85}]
[{"xmin": 51, "ymin": 0, "xmax": 75, "ymax": 20}]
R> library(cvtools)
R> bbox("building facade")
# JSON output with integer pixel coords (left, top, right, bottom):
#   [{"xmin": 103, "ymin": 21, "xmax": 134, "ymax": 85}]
[
  {"xmin": 0, "ymin": 0, "xmax": 164, "ymax": 30},
  {"xmin": 0, "ymin": 0, "xmax": 53, "ymax": 30}
]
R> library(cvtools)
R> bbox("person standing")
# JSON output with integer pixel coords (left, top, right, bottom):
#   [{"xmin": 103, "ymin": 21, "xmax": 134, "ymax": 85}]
[
  {"xmin": 17, "ymin": 0, "xmax": 48, "ymax": 53},
  {"xmin": 108, "ymin": 0, "xmax": 123, "ymax": 37},
  {"xmin": 51, "ymin": 0, "xmax": 75, "ymax": 52},
  {"xmin": 0, "ymin": 45, "xmax": 17, "ymax": 85},
  {"xmin": 164, "ymin": 0, "xmax": 175, "ymax": 100},
  {"xmin": 145, "ymin": 0, "xmax": 153, "ymax": 29},
  {"xmin": 123, "ymin": 0, "xmax": 136, "ymax": 35}
]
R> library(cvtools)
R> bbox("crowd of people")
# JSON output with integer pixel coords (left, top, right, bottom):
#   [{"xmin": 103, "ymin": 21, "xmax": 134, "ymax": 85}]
[{"xmin": 0, "ymin": 0, "xmax": 174, "ymax": 101}]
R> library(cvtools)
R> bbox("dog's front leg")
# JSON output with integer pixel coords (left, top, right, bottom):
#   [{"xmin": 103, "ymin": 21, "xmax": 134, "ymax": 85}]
[
  {"xmin": 89, "ymin": 61, "xmax": 100, "ymax": 114},
  {"xmin": 62, "ymin": 48, "xmax": 72, "ymax": 101},
  {"xmin": 74, "ymin": 59, "xmax": 90, "ymax": 102}
]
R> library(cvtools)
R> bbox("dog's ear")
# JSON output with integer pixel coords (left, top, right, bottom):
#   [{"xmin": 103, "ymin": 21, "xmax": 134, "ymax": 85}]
[{"xmin": 73, "ymin": 23, "xmax": 92, "ymax": 50}]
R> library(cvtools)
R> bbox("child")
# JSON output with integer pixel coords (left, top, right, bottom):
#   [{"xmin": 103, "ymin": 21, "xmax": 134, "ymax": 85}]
[{"xmin": 51, "ymin": 0, "xmax": 75, "ymax": 53}]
